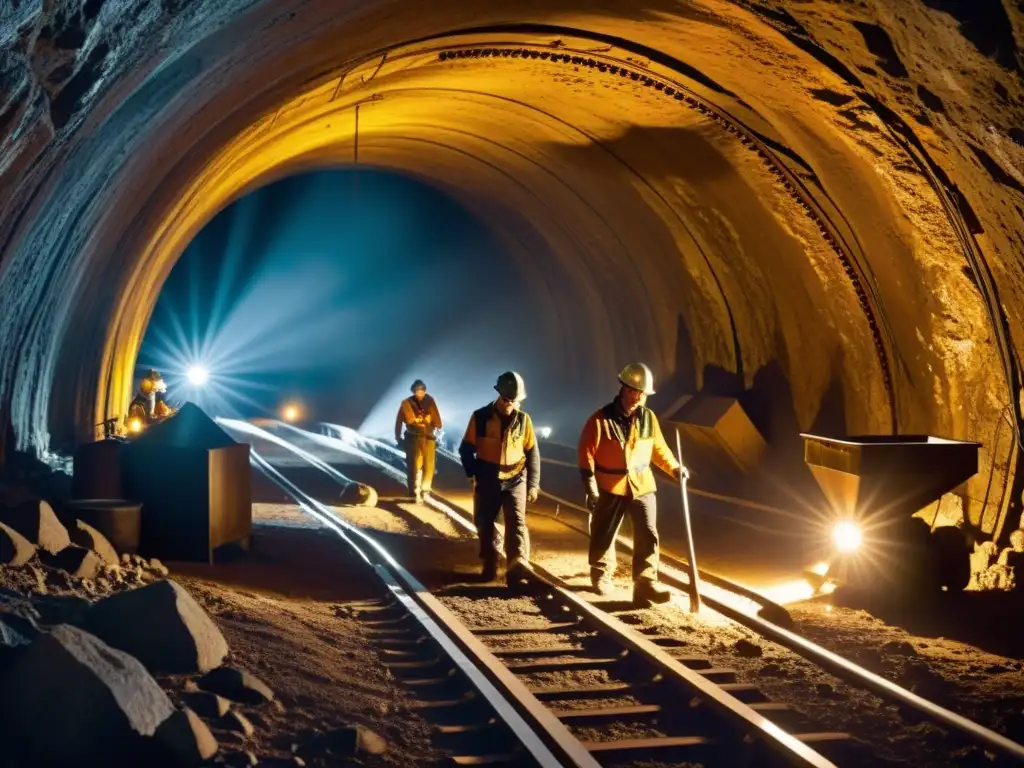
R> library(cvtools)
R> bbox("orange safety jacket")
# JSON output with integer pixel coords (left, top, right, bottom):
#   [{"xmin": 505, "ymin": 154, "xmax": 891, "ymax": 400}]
[
  {"xmin": 578, "ymin": 403, "xmax": 679, "ymax": 497},
  {"xmin": 459, "ymin": 405, "xmax": 540, "ymax": 488},
  {"xmin": 395, "ymin": 395, "xmax": 442, "ymax": 441}
]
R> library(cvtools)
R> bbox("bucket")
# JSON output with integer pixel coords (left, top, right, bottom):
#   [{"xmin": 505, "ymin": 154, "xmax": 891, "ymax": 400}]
[{"xmin": 62, "ymin": 499, "xmax": 142, "ymax": 555}]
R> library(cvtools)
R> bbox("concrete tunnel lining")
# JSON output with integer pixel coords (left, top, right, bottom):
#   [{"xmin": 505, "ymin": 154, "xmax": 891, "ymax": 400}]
[{"xmin": 0, "ymin": 2, "xmax": 1020, "ymax": 540}]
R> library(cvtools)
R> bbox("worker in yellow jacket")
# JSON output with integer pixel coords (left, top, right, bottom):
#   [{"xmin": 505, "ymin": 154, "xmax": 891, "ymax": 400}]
[
  {"xmin": 125, "ymin": 369, "xmax": 175, "ymax": 434},
  {"xmin": 459, "ymin": 371, "xmax": 540, "ymax": 586},
  {"xmin": 394, "ymin": 379, "xmax": 442, "ymax": 503},
  {"xmin": 578, "ymin": 363, "xmax": 681, "ymax": 607}
]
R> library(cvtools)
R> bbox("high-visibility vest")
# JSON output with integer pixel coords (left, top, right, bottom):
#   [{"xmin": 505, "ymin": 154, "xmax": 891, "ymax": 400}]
[
  {"xmin": 397, "ymin": 395, "xmax": 441, "ymax": 438},
  {"xmin": 578, "ymin": 403, "xmax": 678, "ymax": 496},
  {"xmin": 463, "ymin": 405, "xmax": 536, "ymax": 481}
]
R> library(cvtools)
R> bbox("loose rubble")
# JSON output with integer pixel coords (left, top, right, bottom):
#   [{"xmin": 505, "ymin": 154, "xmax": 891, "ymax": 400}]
[
  {"xmin": 0, "ymin": 491, "xmax": 413, "ymax": 767},
  {"xmin": 198, "ymin": 666, "xmax": 276, "ymax": 705},
  {"xmin": 338, "ymin": 482, "xmax": 379, "ymax": 508},
  {"xmin": 0, "ymin": 521, "xmax": 36, "ymax": 566},
  {"xmin": 969, "ymin": 525, "xmax": 1024, "ymax": 592},
  {"xmin": 85, "ymin": 579, "xmax": 229, "ymax": 674},
  {"xmin": 71, "ymin": 520, "xmax": 121, "ymax": 566},
  {"xmin": 2, "ymin": 499, "xmax": 71, "ymax": 555}
]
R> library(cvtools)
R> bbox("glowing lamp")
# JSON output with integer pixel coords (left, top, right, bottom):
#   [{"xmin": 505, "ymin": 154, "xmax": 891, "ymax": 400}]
[
  {"xmin": 282, "ymin": 404, "xmax": 300, "ymax": 423},
  {"xmin": 831, "ymin": 521, "xmax": 863, "ymax": 553},
  {"xmin": 538, "ymin": 426, "xmax": 552, "ymax": 440},
  {"xmin": 128, "ymin": 418, "xmax": 143, "ymax": 433},
  {"xmin": 186, "ymin": 365, "xmax": 209, "ymax": 386}
]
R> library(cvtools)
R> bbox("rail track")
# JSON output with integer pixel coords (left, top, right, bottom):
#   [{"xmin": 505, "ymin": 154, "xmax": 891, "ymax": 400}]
[{"xmin": 227, "ymin": 419, "xmax": 1024, "ymax": 766}]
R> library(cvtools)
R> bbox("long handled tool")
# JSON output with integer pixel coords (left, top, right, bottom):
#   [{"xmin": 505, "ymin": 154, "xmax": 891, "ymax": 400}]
[{"xmin": 675, "ymin": 429, "xmax": 702, "ymax": 613}]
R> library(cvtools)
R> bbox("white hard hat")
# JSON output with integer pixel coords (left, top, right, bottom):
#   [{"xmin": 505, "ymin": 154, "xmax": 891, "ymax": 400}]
[{"xmin": 618, "ymin": 363, "xmax": 655, "ymax": 395}]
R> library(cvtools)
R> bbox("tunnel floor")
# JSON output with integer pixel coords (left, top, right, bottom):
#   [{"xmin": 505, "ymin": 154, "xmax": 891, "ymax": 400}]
[{"xmin": 207, "ymin": 422, "xmax": 1024, "ymax": 766}]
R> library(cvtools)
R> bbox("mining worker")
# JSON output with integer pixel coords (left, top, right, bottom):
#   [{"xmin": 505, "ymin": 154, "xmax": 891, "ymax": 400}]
[
  {"xmin": 125, "ymin": 369, "xmax": 174, "ymax": 433},
  {"xmin": 578, "ymin": 363, "xmax": 681, "ymax": 607},
  {"xmin": 459, "ymin": 371, "xmax": 541, "ymax": 586},
  {"xmin": 394, "ymin": 379, "xmax": 443, "ymax": 504}
]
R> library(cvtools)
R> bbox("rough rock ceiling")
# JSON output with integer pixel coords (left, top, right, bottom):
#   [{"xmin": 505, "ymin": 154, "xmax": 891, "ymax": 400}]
[{"xmin": 0, "ymin": 0, "xmax": 1022, "ymax": 538}]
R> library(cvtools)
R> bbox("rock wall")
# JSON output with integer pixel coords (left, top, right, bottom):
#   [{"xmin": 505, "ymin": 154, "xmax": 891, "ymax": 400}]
[{"xmin": 1, "ymin": 1, "xmax": 1023, "ymax": 537}]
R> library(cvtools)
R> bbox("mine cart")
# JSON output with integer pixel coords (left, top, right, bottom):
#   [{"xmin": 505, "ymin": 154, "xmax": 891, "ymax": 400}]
[{"xmin": 801, "ymin": 434, "xmax": 981, "ymax": 593}]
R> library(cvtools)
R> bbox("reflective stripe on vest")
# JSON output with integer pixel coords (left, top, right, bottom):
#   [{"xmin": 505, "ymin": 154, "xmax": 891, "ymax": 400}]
[
  {"xmin": 403, "ymin": 397, "xmax": 432, "ymax": 435},
  {"xmin": 473, "ymin": 406, "xmax": 527, "ymax": 477},
  {"xmin": 591, "ymin": 405, "xmax": 658, "ymax": 495}
]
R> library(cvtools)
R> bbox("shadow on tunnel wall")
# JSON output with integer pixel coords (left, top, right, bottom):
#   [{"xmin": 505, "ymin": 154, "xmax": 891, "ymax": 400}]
[
  {"xmin": 657, "ymin": 315, "xmax": 846, "ymax": 512},
  {"xmin": 549, "ymin": 121, "xmax": 739, "ymax": 188}
]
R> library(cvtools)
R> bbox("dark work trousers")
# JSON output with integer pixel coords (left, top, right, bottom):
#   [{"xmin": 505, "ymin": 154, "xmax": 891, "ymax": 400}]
[
  {"xmin": 474, "ymin": 475, "xmax": 529, "ymax": 567},
  {"xmin": 404, "ymin": 434, "xmax": 436, "ymax": 495},
  {"xmin": 588, "ymin": 492, "xmax": 659, "ymax": 584}
]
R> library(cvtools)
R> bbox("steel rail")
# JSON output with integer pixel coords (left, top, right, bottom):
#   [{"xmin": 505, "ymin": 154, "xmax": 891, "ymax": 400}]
[
  {"xmin": 310, "ymin": 425, "xmax": 797, "ymax": 619},
  {"xmin": 246, "ymin": 422, "xmax": 1024, "ymax": 763},
  {"xmin": 248, "ymin": 447, "xmax": 600, "ymax": 768},
  {"xmin": 523, "ymin": 561, "xmax": 840, "ymax": 768},
  {"xmin": 423, "ymin": 474, "xmax": 1024, "ymax": 764},
  {"xmin": 247, "ymin": 436, "xmax": 841, "ymax": 768},
  {"xmin": 535, "ymin": 487, "xmax": 794, "ymax": 622}
]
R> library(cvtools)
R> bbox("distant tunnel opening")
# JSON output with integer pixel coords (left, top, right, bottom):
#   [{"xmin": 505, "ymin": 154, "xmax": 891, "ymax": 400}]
[
  {"xmin": 135, "ymin": 166, "xmax": 606, "ymax": 440},
  {"xmin": 0, "ymin": 11, "xmax": 1018, "ymax": 541}
]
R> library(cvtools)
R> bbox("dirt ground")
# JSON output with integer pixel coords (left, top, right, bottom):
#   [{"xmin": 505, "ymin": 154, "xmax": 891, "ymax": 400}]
[
  {"xmin": 124, "ymin": 421, "xmax": 1018, "ymax": 767},
  {"xmin": 168, "ymin": 503, "xmax": 446, "ymax": 767},
  {"xmin": 252, "ymin": 445, "xmax": 1024, "ymax": 767}
]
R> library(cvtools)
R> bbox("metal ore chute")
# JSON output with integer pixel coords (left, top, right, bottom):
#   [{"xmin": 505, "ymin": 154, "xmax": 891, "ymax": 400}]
[{"xmin": 801, "ymin": 433, "xmax": 982, "ymax": 594}]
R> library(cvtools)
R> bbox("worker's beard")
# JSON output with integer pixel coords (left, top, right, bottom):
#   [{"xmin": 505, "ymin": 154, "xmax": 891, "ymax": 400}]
[{"xmin": 619, "ymin": 393, "xmax": 644, "ymax": 416}]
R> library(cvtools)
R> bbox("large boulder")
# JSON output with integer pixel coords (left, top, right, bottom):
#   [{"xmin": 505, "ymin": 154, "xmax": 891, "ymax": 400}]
[
  {"xmin": 0, "ymin": 499, "xmax": 70, "ymax": 555},
  {"xmin": 0, "ymin": 521, "xmax": 36, "ymax": 566},
  {"xmin": 33, "ymin": 594, "xmax": 92, "ymax": 627},
  {"xmin": 71, "ymin": 520, "xmax": 120, "ymax": 566},
  {"xmin": 85, "ymin": 579, "xmax": 228, "ymax": 674},
  {"xmin": 0, "ymin": 623, "xmax": 177, "ymax": 766},
  {"xmin": 0, "ymin": 614, "xmax": 37, "ymax": 652}
]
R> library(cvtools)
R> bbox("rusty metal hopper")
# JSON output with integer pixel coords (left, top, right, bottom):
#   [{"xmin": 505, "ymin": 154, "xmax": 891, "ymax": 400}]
[{"xmin": 800, "ymin": 434, "xmax": 981, "ymax": 522}]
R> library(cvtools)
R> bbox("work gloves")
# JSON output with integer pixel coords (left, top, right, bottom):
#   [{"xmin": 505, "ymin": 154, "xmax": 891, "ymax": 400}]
[
  {"xmin": 526, "ymin": 487, "xmax": 539, "ymax": 504},
  {"xmin": 584, "ymin": 476, "xmax": 600, "ymax": 512}
]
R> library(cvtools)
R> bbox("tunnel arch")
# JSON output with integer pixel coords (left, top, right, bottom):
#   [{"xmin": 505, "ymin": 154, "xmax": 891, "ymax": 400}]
[{"xmin": 0, "ymin": 4, "xmax": 1018, "ymax": 540}]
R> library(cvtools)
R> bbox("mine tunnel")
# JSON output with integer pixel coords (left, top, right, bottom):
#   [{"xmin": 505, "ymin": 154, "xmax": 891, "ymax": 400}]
[
  {"xmin": 3, "ymin": 0, "xmax": 1023, "ymax": 545},
  {"xmin": 3, "ymin": 3, "xmax": 1024, "ymax": 767}
]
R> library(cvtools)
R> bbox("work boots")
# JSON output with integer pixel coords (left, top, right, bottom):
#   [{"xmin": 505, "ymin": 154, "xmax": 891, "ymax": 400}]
[
  {"xmin": 632, "ymin": 580, "xmax": 672, "ymax": 608},
  {"xmin": 481, "ymin": 558, "xmax": 498, "ymax": 582},
  {"xmin": 592, "ymin": 576, "xmax": 613, "ymax": 597},
  {"xmin": 506, "ymin": 560, "xmax": 532, "ymax": 591}
]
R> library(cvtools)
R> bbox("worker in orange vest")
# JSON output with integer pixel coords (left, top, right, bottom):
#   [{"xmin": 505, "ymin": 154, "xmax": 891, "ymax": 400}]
[
  {"xmin": 459, "ymin": 371, "xmax": 541, "ymax": 586},
  {"xmin": 578, "ymin": 363, "xmax": 681, "ymax": 607},
  {"xmin": 394, "ymin": 379, "xmax": 443, "ymax": 503}
]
